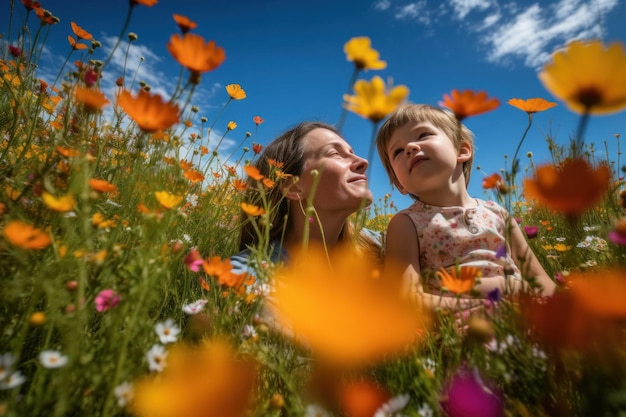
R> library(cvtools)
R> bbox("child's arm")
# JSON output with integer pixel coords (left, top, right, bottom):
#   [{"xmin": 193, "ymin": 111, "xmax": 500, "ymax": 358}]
[
  {"xmin": 385, "ymin": 214, "xmax": 480, "ymax": 311},
  {"xmin": 509, "ymin": 219, "xmax": 556, "ymax": 296}
]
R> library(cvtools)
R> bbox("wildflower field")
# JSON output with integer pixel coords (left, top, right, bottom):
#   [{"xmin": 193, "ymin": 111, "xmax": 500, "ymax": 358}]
[{"xmin": 1, "ymin": 1, "xmax": 626, "ymax": 417}]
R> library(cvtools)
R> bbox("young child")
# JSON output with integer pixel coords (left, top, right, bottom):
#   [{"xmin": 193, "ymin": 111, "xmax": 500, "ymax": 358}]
[{"xmin": 376, "ymin": 103, "xmax": 555, "ymax": 309}]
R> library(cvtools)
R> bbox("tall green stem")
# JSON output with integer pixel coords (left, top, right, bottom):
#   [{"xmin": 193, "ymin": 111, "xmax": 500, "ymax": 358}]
[{"xmin": 335, "ymin": 66, "xmax": 360, "ymax": 133}]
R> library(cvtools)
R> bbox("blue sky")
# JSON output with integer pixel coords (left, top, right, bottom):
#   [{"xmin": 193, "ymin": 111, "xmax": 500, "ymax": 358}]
[{"xmin": 2, "ymin": 0, "xmax": 625, "ymax": 211}]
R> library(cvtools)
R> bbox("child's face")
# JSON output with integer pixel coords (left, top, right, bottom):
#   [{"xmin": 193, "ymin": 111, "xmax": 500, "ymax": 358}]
[{"xmin": 385, "ymin": 121, "xmax": 470, "ymax": 197}]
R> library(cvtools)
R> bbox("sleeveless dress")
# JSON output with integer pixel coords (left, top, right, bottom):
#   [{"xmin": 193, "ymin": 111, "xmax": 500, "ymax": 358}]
[{"xmin": 397, "ymin": 198, "xmax": 521, "ymax": 298}]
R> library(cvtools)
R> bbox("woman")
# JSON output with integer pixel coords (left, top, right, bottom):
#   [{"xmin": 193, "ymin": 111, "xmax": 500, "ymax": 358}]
[{"xmin": 231, "ymin": 121, "xmax": 381, "ymax": 278}]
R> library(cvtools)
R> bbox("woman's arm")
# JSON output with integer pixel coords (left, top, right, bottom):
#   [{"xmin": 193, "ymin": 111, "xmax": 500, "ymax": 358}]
[{"xmin": 509, "ymin": 219, "xmax": 556, "ymax": 296}]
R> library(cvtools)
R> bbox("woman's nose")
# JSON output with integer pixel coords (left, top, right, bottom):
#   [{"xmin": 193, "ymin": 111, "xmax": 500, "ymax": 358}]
[{"xmin": 353, "ymin": 155, "xmax": 368, "ymax": 173}]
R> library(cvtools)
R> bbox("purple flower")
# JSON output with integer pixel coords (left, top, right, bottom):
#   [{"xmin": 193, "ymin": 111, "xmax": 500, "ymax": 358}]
[
  {"xmin": 95, "ymin": 289, "xmax": 121, "ymax": 312},
  {"xmin": 8, "ymin": 45, "xmax": 22, "ymax": 57},
  {"xmin": 487, "ymin": 288, "xmax": 501, "ymax": 303},
  {"xmin": 524, "ymin": 226, "xmax": 539, "ymax": 239},
  {"xmin": 495, "ymin": 245, "xmax": 506, "ymax": 259},
  {"xmin": 441, "ymin": 366, "xmax": 503, "ymax": 417}
]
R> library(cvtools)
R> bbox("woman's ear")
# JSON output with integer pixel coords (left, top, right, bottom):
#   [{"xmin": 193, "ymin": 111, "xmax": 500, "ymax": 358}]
[
  {"xmin": 457, "ymin": 141, "xmax": 473, "ymax": 163},
  {"xmin": 281, "ymin": 177, "xmax": 304, "ymax": 201}
]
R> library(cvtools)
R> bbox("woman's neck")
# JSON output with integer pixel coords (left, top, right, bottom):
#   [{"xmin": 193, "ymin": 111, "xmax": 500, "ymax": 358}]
[{"xmin": 282, "ymin": 210, "xmax": 346, "ymax": 249}]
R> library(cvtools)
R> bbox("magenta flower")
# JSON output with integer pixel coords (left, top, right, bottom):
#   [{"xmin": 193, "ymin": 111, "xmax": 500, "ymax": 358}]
[
  {"xmin": 524, "ymin": 226, "xmax": 539, "ymax": 239},
  {"xmin": 608, "ymin": 219, "xmax": 626, "ymax": 246},
  {"xmin": 184, "ymin": 248, "xmax": 203, "ymax": 272},
  {"xmin": 441, "ymin": 366, "xmax": 503, "ymax": 417},
  {"xmin": 8, "ymin": 45, "xmax": 22, "ymax": 57},
  {"xmin": 95, "ymin": 289, "xmax": 121, "ymax": 312}
]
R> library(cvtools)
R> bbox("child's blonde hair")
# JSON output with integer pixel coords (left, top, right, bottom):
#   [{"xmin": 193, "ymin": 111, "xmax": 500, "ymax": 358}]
[{"xmin": 376, "ymin": 103, "xmax": 475, "ymax": 190}]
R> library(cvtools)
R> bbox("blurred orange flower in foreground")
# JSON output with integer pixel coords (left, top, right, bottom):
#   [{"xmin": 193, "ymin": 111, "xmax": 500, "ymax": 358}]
[
  {"xmin": 439, "ymin": 89, "xmax": 500, "ymax": 121},
  {"xmin": 133, "ymin": 339, "xmax": 257, "ymax": 417},
  {"xmin": 3, "ymin": 220, "xmax": 51, "ymax": 250},
  {"xmin": 523, "ymin": 158, "xmax": 611, "ymax": 219},
  {"xmin": 74, "ymin": 86, "xmax": 109, "ymax": 111},
  {"xmin": 437, "ymin": 265, "xmax": 480, "ymax": 294},
  {"xmin": 117, "ymin": 90, "xmax": 180, "ymax": 132},
  {"xmin": 507, "ymin": 97, "xmax": 557, "ymax": 114},
  {"xmin": 538, "ymin": 40, "xmax": 626, "ymax": 115},
  {"xmin": 270, "ymin": 244, "xmax": 428, "ymax": 365},
  {"xmin": 522, "ymin": 268, "xmax": 626, "ymax": 351},
  {"xmin": 167, "ymin": 33, "xmax": 225, "ymax": 84}
]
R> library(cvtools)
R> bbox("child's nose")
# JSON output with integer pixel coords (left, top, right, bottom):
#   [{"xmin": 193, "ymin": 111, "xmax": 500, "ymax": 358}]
[{"xmin": 405, "ymin": 142, "xmax": 419, "ymax": 157}]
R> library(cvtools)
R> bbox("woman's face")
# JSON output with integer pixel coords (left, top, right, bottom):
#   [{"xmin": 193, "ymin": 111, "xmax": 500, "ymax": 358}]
[{"xmin": 295, "ymin": 128, "xmax": 373, "ymax": 213}]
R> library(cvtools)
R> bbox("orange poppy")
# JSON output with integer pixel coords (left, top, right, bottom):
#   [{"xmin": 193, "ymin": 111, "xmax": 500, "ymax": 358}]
[
  {"xmin": 203, "ymin": 257, "xmax": 246, "ymax": 288},
  {"xmin": 437, "ymin": 265, "xmax": 480, "ymax": 294},
  {"xmin": 482, "ymin": 173, "xmax": 503, "ymax": 189},
  {"xmin": 240, "ymin": 203, "xmax": 265, "ymax": 216},
  {"xmin": 74, "ymin": 86, "xmax": 109, "ymax": 111},
  {"xmin": 183, "ymin": 169, "xmax": 205, "ymax": 183},
  {"xmin": 253, "ymin": 116, "xmax": 264, "ymax": 125},
  {"xmin": 70, "ymin": 21, "xmax": 93, "ymax": 40},
  {"xmin": 507, "ymin": 97, "xmax": 557, "ymax": 113},
  {"xmin": 89, "ymin": 179, "xmax": 117, "ymax": 193},
  {"xmin": 243, "ymin": 165, "xmax": 264, "ymax": 181},
  {"xmin": 270, "ymin": 244, "xmax": 428, "ymax": 365},
  {"xmin": 167, "ymin": 33, "xmax": 225, "ymax": 84},
  {"xmin": 523, "ymin": 158, "xmax": 611, "ymax": 219},
  {"xmin": 224, "ymin": 165, "xmax": 236, "ymax": 176},
  {"xmin": 117, "ymin": 89, "xmax": 180, "ymax": 132},
  {"xmin": 56, "ymin": 146, "xmax": 80, "ymax": 158},
  {"xmin": 131, "ymin": 0, "xmax": 158, "ymax": 6},
  {"xmin": 21, "ymin": 0, "xmax": 41, "ymax": 10},
  {"xmin": 439, "ymin": 89, "xmax": 500, "ymax": 121},
  {"xmin": 225, "ymin": 84, "xmax": 246, "ymax": 100},
  {"xmin": 172, "ymin": 14, "xmax": 197, "ymax": 33},
  {"xmin": 3, "ymin": 220, "xmax": 51, "ymax": 250},
  {"xmin": 67, "ymin": 36, "xmax": 88, "ymax": 50},
  {"xmin": 262, "ymin": 178, "xmax": 275, "ymax": 188},
  {"xmin": 267, "ymin": 158, "xmax": 284, "ymax": 168},
  {"xmin": 34, "ymin": 7, "xmax": 58, "ymax": 25},
  {"xmin": 339, "ymin": 379, "xmax": 390, "ymax": 417},
  {"xmin": 179, "ymin": 159, "xmax": 193, "ymax": 170},
  {"xmin": 232, "ymin": 180, "xmax": 247, "ymax": 191}
]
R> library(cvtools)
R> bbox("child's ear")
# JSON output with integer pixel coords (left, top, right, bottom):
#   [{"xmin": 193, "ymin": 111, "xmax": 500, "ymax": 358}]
[{"xmin": 457, "ymin": 141, "xmax": 472, "ymax": 163}]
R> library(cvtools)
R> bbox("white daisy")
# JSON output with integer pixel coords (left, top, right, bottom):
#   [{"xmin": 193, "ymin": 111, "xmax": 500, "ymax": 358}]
[
  {"xmin": 38, "ymin": 350, "xmax": 68, "ymax": 368},
  {"xmin": 0, "ymin": 371, "xmax": 26, "ymax": 390},
  {"xmin": 0, "ymin": 352, "xmax": 15, "ymax": 380},
  {"xmin": 155, "ymin": 318, "xmax": 180, "ymax": 344},
  {"xmin": 304, "ymin": 403, "xmax": 331, "ymax": 417},
  {"xmin": 417, "ymin": 403, "xmax": 434, "ymax": 417},
  {"xmin": 182, "ymin": 299, "xmax": 208, "ymax": 315},
  {"xmin": 146, "ymin": 344, "xmax": 168, "ymax": 372},
  {"xmin": 242, "ymin": 324, "xmax": 257, "ymax": 339},
  {"xmin": 374, "ymin": 393, "xmax": 410, "ymax": 417},
  {"xmin": 114, "ymin": 381, "xmax": 134, "ymax": 407}
]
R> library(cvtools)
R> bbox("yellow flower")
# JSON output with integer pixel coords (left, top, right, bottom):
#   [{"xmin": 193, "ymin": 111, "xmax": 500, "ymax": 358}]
[
  {"xmin": 240, "ymin": 203, "xmax": 265, "ymax": 216},
  {"xmin": 343, "ymin": 76, "xmax": 409, "ymax": 123},
  {"xmin": 553, "ymin": 243, "xmax": 571, "ymax": 252},
  {"xmin": 538, "ymin": 40, "xmax": 626, "ymax": 115},
  {"xmin": 226, "ymin": 121, "xmax": 237, "ymax": 130},
  {"xmin": 42, "ymin": 191, "xmax": 76, "ymax": 212},
  {"xmin": 225, "ymin": 84, "xmax": 246, "ymax": 100},
  {"xmin": 155, "ymin": 191, "xmax": 184, "ymax": 209},
  {"xmin": 344, "ymin": 36, "xmax": 387, "ymax": 71},
  {"xmin": 270, "ymin": 244, "xmax": 428, "ymax": 365}
]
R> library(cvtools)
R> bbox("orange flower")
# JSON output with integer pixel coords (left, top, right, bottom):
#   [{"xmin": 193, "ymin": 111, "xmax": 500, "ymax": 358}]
[
  {"xmin": 42, "ymin": 192, "xmax": 76, "ymax": 212},
  {"xmin": 340, "ymin": 379, "xmax": 390, "ymax": 417},
  {"xmin": 21, "ymin": 0, "xmax": 41, "ymax": 10},
  {"xmin": 226, "ymin": 121, "xmax": 237, "ymax": 130},
  {"xmin": 70, "ymin": 21, "xmax": 93, "ymax": 40},
  {"xmin": 243, "ymin": 165, "xmax": 264, "ymax": 181},
  {"xmin": 252, "ymin": 143, "xmax": 262, "ymax": 155},
  {"xmin": 89, "ymin": 179, "xmax": 117, "ymax": 193},
  {"xmin": 67, "ymin": 36, "xmax": 88, "ymax": 50},
  {"xmin": 34, "ymin": 7, "xmax": 58, "ymax": 25},
  {"xmin": 224, "ymin": 165, "xmax": 236, "ymax": 176},
  {"xmin": 183, "ymin": 169, "xmax": 205, "ymax": 183},
  {"xmin": 507, "ymin": 97, "xmax": 557, "ymax": 113},
  {"xmin": 132, "ymin": 339, "xmax": 257, "ymax": 417},
  {"xmin": 131, "ymin": 0, "xmax": 158, "ymax": 6},
  {"xmin": 173, "ymin": 14, "xmax": 197, "ymax": 33},
  {"xmin": 117, "ymin": 89, "xmax": 180, "ymax": 132},
  {"xmin": 439, "ymin": 89, "xmax": 500, "ymax": 121},
  {"xmin": 523, "ymin": 158, "xmax": 611, "ymax": 219},
  {"xmin": 253, "ymin": 116, "xmax": 264, "ymax": 125},
  {"xmin": 167, "ymin": 33, "xmax": 225, "ymax": 83},
  {"xmin": 3, "ymin": 220, "xmax": 51, "ymax": 250},
  {"xmin": 270, "ymin": 244, "xmax": 428, "ymax": 365},
  {"xmin": 225, "ymin": 84, "xmax": 246, "ymax": 100},
  {"xmin": 262, "ymin": 178, "xmax": 275, "ymax": 188},
  {"xmin": 267, "ymin": 158, "xmax": 284, "ymax": 168},
  {"xmin": 56, "ymin": 146, "xmax": 80, "ymax": 158},
  {"xmin": 74, "ymin": 86, "xmax": 109, "ymax": 111},
  {"xmin": 240, "ymin": 203, "xmax": 265, "ymax": 216},
  {"xmin": 437, "ymin": 265, "xmax": 480, "ymax": 294},
  {"xmin": 232, "ymin": 180, "xmax": 247, "ymax": 191},
  {"xmin": 155, "ymin": 191, "xmax": 184, "ymax": 209},
  {"xmin": 482, "ymin": 173, "xmax": 503, "ymax": 189},
  {"xmin": 203, "ymin": 256, "xmax": 246, "ymax": 288}
]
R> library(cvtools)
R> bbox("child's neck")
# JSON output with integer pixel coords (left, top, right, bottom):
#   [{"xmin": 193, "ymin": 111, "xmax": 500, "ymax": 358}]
[{"xmin": 418, "ymin": 186, "xmax": 475, "ymax": 208}]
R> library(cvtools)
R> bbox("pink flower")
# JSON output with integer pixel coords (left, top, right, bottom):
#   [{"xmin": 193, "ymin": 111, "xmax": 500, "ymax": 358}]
[
  {"xmin": 608, "ymin": 218, "xmax": 626, "ymax": 246},
  {"xmin": 84, "ymin": 68, "xmax": 98, "ymax": 87},
  {"xmin": 8, "ymin": 45, "xmax": 22, "ymax": 57},
  {"xmin": 441, "ymin": 366, "xmax": 503, "ymax": 417},
  {"xmin": 95, "ymin": 289, "xmax": 121, "ymax": 312},
  {"xmin": 184, "ymin": 248, "xmax": 203, "ymax": 272},
  {"xmin": 524, "ymin": 226, "xmax": 539, "ymax": 239}
]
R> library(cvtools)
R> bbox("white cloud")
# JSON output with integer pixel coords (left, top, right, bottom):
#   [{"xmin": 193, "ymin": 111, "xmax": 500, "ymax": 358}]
[
  {"xmin": 373, "ymin": 0, "xmax": 391, "ymax": 11},
  {"xmin": 394, "ymin": 1, "xmax": 431, "ymax": 25},
  {"xmin": 449, "ymin": 0, "xmax": 493, "ymax": 20}
]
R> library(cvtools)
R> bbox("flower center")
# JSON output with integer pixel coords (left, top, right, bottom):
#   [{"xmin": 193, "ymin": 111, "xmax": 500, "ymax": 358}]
[{"xmin": 575, "ymin": 87, "xmax": 603, "ymax": 109}]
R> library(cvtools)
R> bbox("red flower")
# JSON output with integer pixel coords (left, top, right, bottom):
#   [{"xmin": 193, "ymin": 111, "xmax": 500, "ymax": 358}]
[{"xmin": 252, "ymin": 143, "xmax": 263, "ymax": 155}]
